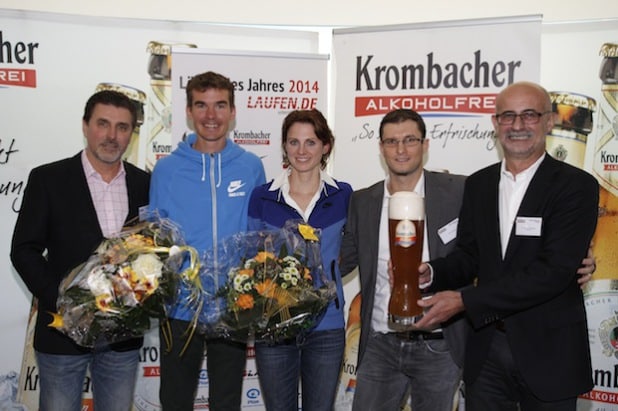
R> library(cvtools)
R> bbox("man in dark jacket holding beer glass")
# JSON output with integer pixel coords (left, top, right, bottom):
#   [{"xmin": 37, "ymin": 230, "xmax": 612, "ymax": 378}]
[{"xmin": 415, "ymin": 81, "xmax": 598, "ymax": 411}]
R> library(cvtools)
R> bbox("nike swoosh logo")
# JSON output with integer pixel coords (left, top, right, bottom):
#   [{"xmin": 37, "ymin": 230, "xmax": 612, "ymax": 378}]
[{"xmin": 228, "ymin": 182, "xmax": 246, "ymax": 193}]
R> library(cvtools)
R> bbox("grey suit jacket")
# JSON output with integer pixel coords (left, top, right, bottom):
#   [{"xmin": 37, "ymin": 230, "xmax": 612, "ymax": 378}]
[{"xmin": 340, "ymin": 170, "xmax": 469, "ymax": 367}]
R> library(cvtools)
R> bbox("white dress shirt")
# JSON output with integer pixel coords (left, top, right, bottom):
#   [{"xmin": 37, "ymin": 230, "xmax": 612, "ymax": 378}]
[
  {"xmin": 498, "ymin": 154, "xmax": 544, "ymax": 256},
  {"xmin": 372, "ymin": 174, "xmax": 430, "ymax": 333}
]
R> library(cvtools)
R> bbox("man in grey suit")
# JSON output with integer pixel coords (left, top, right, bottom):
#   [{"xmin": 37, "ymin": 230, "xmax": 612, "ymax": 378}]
[{"xmin": 340, "ymin": 109, "xmax": 467, "ymax": 411}]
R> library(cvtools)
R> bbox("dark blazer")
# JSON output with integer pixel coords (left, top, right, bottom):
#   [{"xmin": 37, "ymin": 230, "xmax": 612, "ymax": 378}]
[
  {"xmin": 430, "ymin": 154, "xmax": 598, "ymax": 401},
  {"xmin": 11, "ymin": 152, "xmax": 150, "ymax": 354},
  {"xmin": 340, "ymin": 170, "xmax": 469, "ymax": 368}
]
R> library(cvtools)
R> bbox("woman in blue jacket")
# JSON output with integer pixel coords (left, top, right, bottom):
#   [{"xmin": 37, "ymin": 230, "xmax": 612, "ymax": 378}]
[{"xmin": 247, "ymin": 109, "xmax": 352, "ymax": 411}]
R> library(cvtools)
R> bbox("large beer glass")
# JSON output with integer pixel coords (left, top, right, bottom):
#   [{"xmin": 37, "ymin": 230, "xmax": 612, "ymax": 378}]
[{"xmin": 388, "ymin": 191, "xmax": 425, "ymax": 326}]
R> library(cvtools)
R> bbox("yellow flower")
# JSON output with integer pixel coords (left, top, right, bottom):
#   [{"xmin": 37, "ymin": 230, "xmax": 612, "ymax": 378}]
[
  {"xmin": 254, "ymin": 251, "xmax": 275, "ymax": 264},
  {"xmin": 142, "ymin": 276, "xmax": 159, "ymax": 296},
  {"xmin": 238, "ymin": 268, "xmax": 254, "ymax": 277},
  {"xmin": 48, "ymin": 312, "xmax": 64, "ymax": 329},
  {"xmin": 299, "ymin": 224, "xmax": 319, "ymax": 241},
  {"xmin": 124, "ymin": 233, "xmax": 155, "ymax": 248},
  {"xmin": 95, "ymin": 294, "xmax": 114, "ymax": 312},
  {"xmin": 255, "ymin": 278, "xmax": 277, "ymax": 298}
]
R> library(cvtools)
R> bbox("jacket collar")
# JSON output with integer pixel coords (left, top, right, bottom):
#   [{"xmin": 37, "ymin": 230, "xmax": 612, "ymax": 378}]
[{"xmin": 269, "ymin": 168, "xmax": 339, "ymax": 192}]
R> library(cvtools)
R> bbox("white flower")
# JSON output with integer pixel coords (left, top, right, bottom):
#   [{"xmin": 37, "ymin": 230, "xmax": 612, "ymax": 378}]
[
  {"xmin": 284, "ymin": 266, "xmax": 300, "ymax": 278},
  {"xmin": 234, "ymin": 274, "xmax": 250, "ymax": 292},
  {"xmin": 283, "ymin": 256, "xmax": 300, "ymax": 266},
  {"xmin": 87, "ymin": 265, "xmax": 114, "ymax": 297},
  {"xmin": 132, "ymin": 253, "xmax": 164, "ymax": 284}
]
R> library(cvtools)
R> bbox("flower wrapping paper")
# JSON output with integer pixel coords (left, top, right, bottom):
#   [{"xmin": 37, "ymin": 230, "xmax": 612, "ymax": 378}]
[
  {"xmin": 51, "ymin": 214, "xmax": 201, "ymax": 347},
  {"xmin": 198, "ymin": 220, "xmax": 336, "ymax": 343}
]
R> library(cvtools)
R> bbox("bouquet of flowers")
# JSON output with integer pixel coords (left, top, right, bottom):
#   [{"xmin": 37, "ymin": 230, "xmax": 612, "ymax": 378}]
[
  {"xmin": 50, "ymin": 215, "xmax": 201, "ymax": 347},
  {"xmin": 199, "ymin": 220, "xmax": 336, "ymax": 342}
]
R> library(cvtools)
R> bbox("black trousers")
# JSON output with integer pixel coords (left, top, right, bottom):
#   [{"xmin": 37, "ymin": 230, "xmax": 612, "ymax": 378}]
[
  {"xmin": 159, "ymin": 318, "xmax": 247, "ymax": 410},
  {"xmin": 466, "ymin": 330, "xmax": 577, "ymax": 411}
]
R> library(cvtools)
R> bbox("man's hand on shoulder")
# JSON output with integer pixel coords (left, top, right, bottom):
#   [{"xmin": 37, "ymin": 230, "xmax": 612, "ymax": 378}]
[{"xmin": 577, "ymin": 243, "xmax": 596, "ymax": 289}]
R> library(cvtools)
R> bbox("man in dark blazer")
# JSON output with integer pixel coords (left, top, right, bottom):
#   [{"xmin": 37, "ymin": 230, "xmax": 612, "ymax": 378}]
[
  {"xmin": 416, "ymin": 82, "xmax": 599, "ymax": 410},
  {"xmin": 11, "ymin": 90, "xmax": 150, "ymax": 411},
  {"xmin": 340, "ymin": 109, "xmax": 469, "ymax": 411}
]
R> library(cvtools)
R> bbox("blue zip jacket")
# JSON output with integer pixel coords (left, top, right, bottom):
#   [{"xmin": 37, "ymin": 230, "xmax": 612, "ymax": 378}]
[
  {"xmin": 247, "ymin": 177, "xmax": 352, "ymax": 331},
  {"xmin": 149, "ymin": 133, "xmax": 266, "ymax": 321}
]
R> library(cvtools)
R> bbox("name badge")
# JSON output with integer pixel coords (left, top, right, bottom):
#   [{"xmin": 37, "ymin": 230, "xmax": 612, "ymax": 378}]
[
  {"xmin": 515, "ymin": 217, "xmax": 542, "ymax": 237},
  {"xmin": 438, "ymin": 218, "xmax": 458, "ymax": 244}
]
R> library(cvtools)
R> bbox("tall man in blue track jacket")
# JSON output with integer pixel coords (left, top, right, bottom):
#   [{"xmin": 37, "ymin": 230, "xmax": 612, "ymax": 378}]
[{"xmin": 149, "ymin": 71, "xmax": 266, "ymax": 411}]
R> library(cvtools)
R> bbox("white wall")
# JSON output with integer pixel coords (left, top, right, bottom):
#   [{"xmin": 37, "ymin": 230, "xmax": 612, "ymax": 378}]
[{"xmin": 2, "ymin": 0, "xmax": 617, "ymax": 26}]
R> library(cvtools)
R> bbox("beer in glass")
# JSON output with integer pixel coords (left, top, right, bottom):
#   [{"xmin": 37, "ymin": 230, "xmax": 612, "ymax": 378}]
[{"xmin": 388, "ymin": 191, "xmax": 425, "ymax": 326}]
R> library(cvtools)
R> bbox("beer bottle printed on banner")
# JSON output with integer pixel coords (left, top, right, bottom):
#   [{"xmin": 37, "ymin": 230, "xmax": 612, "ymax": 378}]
[
  {"xmin": 144, "ymin": 41, "xmax": 197, "ymax": 171},
  {"xmin": 547, "ymin": 91, "xmax": 596, "ymax": 169},
  {"xmin": 334, "ymin": 293, "xmax": 361, "ymax": 410},
  {"xmin": 579, "ymin": 42, "xmax": 618, "ymax": 409},
  {"xmin": 95, "ymin": 83, "xmax": 146, "ymax": 167},
  {"xmin": 590, "ymin": 43, "xmax": 618, "ymax": 281}
]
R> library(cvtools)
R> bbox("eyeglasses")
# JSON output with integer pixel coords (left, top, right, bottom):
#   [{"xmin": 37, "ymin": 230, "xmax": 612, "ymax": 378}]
[
  {"xmin": 494, "ymin": 110, "xmax": 551, "ymax": 125},
  {"xmin": 381, "ymin": 136, "xmax": 424, "ymax": 148}
]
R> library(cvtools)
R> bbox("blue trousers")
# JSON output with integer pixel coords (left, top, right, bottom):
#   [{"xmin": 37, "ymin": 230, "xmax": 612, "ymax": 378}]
[
  {"xmin": 352, "ymin": 331, "xmax": 461, "ymax": 411},
  {"xmin": 36, "ymin": 349, "xmax": 139, "ymax": 411},
  {"xmin": 255, "ymin": 328, "xmax": 345, "ymax": 411}
]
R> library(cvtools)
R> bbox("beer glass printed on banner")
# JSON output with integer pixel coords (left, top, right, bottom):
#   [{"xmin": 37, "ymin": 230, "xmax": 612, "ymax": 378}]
[
  {"xmin": 547, "ymin": 91, "xmax": 596, "ymax": 169},
  {"xmin": 388, "ymin": 191, "xmax": 425, "ymax": 327}
]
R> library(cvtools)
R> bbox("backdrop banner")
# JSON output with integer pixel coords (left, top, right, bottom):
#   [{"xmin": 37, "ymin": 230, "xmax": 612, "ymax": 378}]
[
  {"xmin": 3, "ymin": 8, "xmax": 617, "ymax": 411},
  {"xmin": 14, "ymin": 48, "xmax": 327, "ymax": 411},
  {"xmin": 331, "ymin": 15, "xmax": 542, "ymax": 190},
  {"xmin": 170, "ymin": 47, "xmax": 329, "ymax": 181},
  {"xmin": 331, "ymin": 15, "xmax": 542, "ymax": 411},
  {"xmin": 0, "ymin": 9, "xmax": 322, "ymax": 411}
]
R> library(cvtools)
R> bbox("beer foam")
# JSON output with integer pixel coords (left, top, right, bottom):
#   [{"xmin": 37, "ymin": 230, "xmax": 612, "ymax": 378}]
[{"xmin": 389, "ymin": 191, "xmax": 425, "ymax": 220}]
